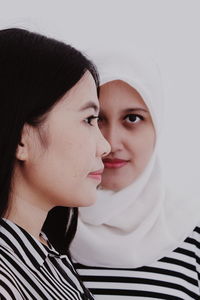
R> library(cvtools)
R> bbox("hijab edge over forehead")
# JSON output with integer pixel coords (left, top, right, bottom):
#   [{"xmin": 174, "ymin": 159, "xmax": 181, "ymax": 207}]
[{"xmin": 96, "ymin": 48, "xmax": 164, "ymax": 138}]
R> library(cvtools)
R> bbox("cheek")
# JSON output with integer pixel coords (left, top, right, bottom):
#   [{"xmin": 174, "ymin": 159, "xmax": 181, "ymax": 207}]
[
  {"xmin": 23, "ymin": 126, "xmax": 98, "ymax": 207},
  {"xmin": 52, "ymin": 139, "xmax": 87, "ymax": 177},
  {"xmin": 50, "ymin": 130, "xmax": 96, "ymax": 178},
  {"xmin": 129, "ymin": 128, "xmax": 155, "ymax": 163}
]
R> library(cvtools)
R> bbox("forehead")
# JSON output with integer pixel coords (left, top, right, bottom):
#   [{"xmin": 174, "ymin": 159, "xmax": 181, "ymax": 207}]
[
  {"xmin": 61, "ymin": 71, "xmax": 99, "ymax": 110},
  {"xmin": 99, "ymin": 80, "xmax": 147, "ymax": 112}
]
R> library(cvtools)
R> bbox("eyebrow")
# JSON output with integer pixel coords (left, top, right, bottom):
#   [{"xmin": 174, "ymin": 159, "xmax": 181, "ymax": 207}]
[
  {"xmin": 121, "ymin": 108, "xmax": 149, "ymax": 114},
  {"xmin": 79, "ymin": 101, "xmax": 99, "ymax": 113}
]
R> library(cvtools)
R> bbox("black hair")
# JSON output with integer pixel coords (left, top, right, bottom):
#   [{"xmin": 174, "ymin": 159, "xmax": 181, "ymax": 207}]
[{"xmin": 0, "ymin": 28, "xmax": 99, "ymax": 253}]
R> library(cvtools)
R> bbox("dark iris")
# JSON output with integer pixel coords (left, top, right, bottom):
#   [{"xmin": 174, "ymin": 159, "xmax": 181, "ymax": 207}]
[
  {"xmin": 128, "ymin": 114, "xmax": 137, "ymax": 122},
  {"xmin": 87, "ymin": 115, "xmax": 99, "ymax": 126}
]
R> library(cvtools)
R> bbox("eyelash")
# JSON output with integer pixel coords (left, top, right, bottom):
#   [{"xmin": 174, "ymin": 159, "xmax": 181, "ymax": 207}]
[
  {"xmin": 85, "ymin": 115, "xmax": 99, "ymax": 126},
  {"xmin": 124, "ymin": 114, "xmax": 144, "ymax": 124}
]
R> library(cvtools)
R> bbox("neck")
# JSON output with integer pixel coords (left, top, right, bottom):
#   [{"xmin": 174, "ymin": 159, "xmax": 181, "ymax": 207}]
[
  {"xmin": 5, "ymin": 168, "xmax": 53, "ymax": 243},
  {"xmin": 5, "ymin": 195, "xmax": 48, "ymax": 242}
]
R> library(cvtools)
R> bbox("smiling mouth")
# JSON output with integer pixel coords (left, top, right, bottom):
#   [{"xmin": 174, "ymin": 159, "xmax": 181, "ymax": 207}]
[{"xmin": 103, "ymin": 159, "xmax": 129, "ymax": 169}]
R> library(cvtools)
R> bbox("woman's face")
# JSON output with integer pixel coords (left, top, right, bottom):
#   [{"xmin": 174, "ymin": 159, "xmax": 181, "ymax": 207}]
[
  {"xmin": 98, "ymin": 80, "xmax": 155, "ymax": 191},
  {"xmin": 20, "ymin": 72, "xmax": 110, "ymax": 209}
]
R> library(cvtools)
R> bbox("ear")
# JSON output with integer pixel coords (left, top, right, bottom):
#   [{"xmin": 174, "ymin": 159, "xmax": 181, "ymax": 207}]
[{"xmin": 16, "ymin": 125, "xmax": 29, "ymax": 161}]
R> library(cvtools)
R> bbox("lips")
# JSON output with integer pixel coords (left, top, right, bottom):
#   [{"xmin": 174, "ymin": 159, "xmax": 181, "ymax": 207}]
[
  {"xmin": 88, "ymin": 169, "xmax": 104, "ymax": 181},
  {"xmin": 103, "ymin": 158, "xmax": 128, "ymax": 169}
]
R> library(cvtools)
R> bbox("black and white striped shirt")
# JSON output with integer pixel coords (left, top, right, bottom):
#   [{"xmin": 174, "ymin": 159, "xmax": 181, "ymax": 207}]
[
  {"xmin": 0, "ymin": 218, "xmax": 94, "ymax": 300},
  {"xmin": 75, "ymin": 226, "xmax": 200, "ymax": 299}
]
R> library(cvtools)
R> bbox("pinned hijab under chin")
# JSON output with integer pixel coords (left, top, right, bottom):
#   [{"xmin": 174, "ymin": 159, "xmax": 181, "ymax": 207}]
[{"xmin": 70, "ymin": 48, "xmax": 200, "ymax": 268}]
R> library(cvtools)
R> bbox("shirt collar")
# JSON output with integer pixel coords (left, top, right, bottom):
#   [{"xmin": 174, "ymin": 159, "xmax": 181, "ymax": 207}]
[{"xmin": 0, "ymin": 218, "xmax": 60, "ymax": 269}]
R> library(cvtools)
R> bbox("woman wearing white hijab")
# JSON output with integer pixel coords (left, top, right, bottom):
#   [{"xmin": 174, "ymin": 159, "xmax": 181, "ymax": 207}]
[{"xmin": 70, "ymin": 49, "xmax": 200, "ymax": 299}]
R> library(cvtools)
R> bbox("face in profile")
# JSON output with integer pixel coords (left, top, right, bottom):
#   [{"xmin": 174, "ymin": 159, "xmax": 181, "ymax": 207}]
[
  {"xmin": 16, "ymin": 72, "xmax": 110, "ymax": 209},
  {"xmin": 98, "ymin": 80, "xmax": 155, "ymax": 191}
]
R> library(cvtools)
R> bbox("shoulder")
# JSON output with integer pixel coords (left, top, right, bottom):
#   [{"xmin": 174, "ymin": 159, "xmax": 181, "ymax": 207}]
[
  {"xmin": 185, "ymin": 223, "xmax": 200, "ymax": 255},
  {"xmin": 186, "ymin": 223, "xmax": 200, "ymax": 242},
  {"xmin": 0, "ymin": 257, "xmax": 24, "ymax": 300},
  {"xmin": 172, "ymin": 223, "xmax": 200, "ymax": 259},
  {"xmin": 0, "ymin": 242, "xmax": 24, "ymax": 266}
]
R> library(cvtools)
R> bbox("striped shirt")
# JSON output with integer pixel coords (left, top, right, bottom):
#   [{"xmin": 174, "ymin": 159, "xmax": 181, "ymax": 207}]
[
  {"xmin": 75, "ymin": 226, "xmax": 200, "ymax": 299},
  {"xmin": 0, "ymin": 218, "xmax": 94, "ymax": 300}
]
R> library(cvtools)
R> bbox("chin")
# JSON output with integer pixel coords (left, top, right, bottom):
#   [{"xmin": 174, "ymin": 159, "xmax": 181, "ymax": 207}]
[
  {"xmin": 101, "ymin": 176, "xmax": 122, "ymax": 191},
  {"xmin": 79, "ymin": 199, "xmax": 96, "ymax": 207},
  {"xmin": 101, "ymin": 182, "xmax": 120, "ymax": 192},
  {"xmin": 78, "ymin": 192, "xmax": 96, "ymax": 207},
  {"xmin": 103, "ymin": 177, "xmax": 132, "ymax": 191}
]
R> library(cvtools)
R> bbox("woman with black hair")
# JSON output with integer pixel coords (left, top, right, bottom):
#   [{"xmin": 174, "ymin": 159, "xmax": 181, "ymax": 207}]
[{"xmin": 0, "ymin": 28, "xmax": 110, "ymax": 300}]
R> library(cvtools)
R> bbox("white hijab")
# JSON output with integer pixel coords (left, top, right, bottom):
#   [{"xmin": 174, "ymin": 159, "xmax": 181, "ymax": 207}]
[{"xmin": 70, "ymin": 49, "xmax": 200, "ymax": 268}]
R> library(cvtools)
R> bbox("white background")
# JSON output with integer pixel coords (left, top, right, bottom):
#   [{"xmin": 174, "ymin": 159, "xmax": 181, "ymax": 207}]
[{"xmin": 0, "ymin": 0, "xmax": 200, "ymax": 196}]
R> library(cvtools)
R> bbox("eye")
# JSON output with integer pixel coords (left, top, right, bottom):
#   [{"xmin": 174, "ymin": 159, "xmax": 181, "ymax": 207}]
[
  {"xmin": 124, "ymin": 114, "xmax": 144, "ymax": 124},
  {"xmin": 85, "ymin": 115, "xmax": 99, "ymax": 126}
]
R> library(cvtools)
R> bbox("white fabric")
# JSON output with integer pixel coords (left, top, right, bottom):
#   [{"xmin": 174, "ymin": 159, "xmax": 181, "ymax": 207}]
[{"xmin": 70, "ymin": 49, "xmax": 200, "ymax": 268}]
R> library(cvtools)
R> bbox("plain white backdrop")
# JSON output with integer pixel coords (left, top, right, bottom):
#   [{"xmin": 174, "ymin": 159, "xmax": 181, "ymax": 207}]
[{"xmin": 0, "ymin": 0, "xmax": 200, "ymax": 196}]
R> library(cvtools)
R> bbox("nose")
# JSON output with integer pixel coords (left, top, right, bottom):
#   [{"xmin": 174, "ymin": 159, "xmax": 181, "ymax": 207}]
[
  {"xmin": 101, "ymin": 125, "xmax": 123, "ymax": 153},
  {"xmin": 97, "ymin": 128, "xmax": 111, "ymax": 158}
]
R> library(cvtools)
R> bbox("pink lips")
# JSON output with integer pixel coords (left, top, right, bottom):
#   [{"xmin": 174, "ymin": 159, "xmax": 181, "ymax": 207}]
[
  {"xmin": 88, "ymin": 169, "xmax": 104, "ymax": 181},
  {"xmin": 103, "ymin": 158, "xmax": 128, "ymax": 169}
]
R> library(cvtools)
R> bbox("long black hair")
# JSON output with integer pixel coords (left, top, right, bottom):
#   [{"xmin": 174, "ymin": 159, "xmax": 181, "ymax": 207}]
[{"xmin": 0, "ymin": 28, "xmax": 99, "ymax": 253}]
